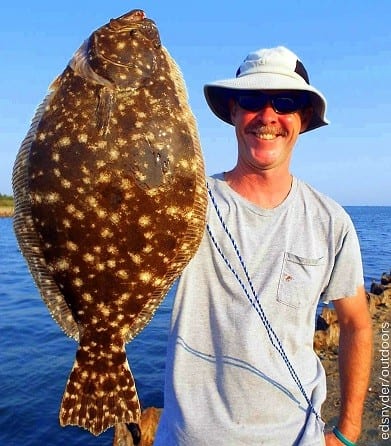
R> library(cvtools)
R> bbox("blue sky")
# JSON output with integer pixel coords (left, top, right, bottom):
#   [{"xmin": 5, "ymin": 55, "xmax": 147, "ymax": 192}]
[{"xmin": 1, "ymin": 1, "xmax": 390, "ymax": 205}]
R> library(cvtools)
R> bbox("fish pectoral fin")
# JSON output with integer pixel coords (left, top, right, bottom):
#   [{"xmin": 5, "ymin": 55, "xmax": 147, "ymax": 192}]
[
  {"xmin": 59, "ymin": 338, "xmax": 140, "ymax": 436},
  {"xmin": 96, "ymin": 87, "xmax": 114, "ymax": 136}
]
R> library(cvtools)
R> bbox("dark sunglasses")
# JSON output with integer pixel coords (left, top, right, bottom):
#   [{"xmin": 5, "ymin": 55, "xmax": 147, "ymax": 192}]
[{"xmin": 236, "ymin": 91, "xmax": 309, "ymax": 114}]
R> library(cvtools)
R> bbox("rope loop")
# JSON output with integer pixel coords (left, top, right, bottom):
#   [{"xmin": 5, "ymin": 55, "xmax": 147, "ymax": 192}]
[{"xmin": 206, "ymin": 182, "xmax": 320, "ymax": 420}]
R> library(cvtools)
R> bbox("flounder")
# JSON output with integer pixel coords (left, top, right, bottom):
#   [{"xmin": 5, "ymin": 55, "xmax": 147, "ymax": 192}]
[{"xmin": 12, "ymin": 9, "xmax": 207, "ymax": 436}]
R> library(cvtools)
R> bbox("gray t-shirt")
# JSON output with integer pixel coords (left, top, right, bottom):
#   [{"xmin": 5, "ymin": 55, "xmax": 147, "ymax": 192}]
[{"xmin": 154, "ymin": 175, "xmax": 363, "ymax": 446}]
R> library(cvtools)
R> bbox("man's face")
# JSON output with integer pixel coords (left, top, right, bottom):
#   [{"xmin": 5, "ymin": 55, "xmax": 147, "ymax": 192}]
[{"xmin": 230, "ymin": 90, "xmax": 312, "ymax": 174}]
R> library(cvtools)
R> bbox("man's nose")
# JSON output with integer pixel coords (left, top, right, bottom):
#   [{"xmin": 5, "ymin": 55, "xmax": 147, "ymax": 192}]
[{"xmin": 254, "ymin": 102, "xmax": 278, "ymax": 121}]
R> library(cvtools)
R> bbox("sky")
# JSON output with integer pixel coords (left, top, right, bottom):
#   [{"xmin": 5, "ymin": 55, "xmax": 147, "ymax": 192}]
[{"xmin": 1, "ymin": 0, "xmax": 390, "ymax": 205}]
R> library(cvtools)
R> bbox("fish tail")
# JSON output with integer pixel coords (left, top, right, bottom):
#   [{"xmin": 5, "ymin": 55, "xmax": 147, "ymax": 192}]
[{"xmin": 59, "ymin": 336, "xmax": 140, "ymax": 436}]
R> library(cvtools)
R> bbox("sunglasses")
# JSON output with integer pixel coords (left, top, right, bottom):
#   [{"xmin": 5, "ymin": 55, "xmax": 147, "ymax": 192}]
[{"xmin": 236, "ymin": 91, "xmax": 309, "ymax": 114}]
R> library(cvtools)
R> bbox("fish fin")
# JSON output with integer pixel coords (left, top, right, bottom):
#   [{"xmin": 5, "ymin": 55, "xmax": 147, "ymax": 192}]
[
  {"xmin": 96, "ymin": 87, "xmax": 114, "ymax": 136},
  {"xmin": 12, "ymin": 93, "xmax": 79, "ymax": 340},
  {"xmin": 59, "ymin": 336, "xmax": 140, "ymax": 436}
]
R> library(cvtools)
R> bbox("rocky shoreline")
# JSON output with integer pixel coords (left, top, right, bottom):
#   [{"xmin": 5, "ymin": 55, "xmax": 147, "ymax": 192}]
[
  {"xmin": 0, "ymin": 206, "xmax": 14, "ymax": 217},
  {"xmin": 316, "ymin": 271, "xmax": 391, "ymax": 446}
]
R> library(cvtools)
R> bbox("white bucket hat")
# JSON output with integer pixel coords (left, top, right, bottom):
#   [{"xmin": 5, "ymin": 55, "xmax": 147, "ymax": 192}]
[{"xmin": 204, "ymin": 46, "xmax": 329, "ymax": 133}]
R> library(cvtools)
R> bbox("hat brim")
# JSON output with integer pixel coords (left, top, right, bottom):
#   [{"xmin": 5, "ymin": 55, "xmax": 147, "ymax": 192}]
[{"xmin": 204, "ymin": 73, "xmax": 329, "ymax": 133}]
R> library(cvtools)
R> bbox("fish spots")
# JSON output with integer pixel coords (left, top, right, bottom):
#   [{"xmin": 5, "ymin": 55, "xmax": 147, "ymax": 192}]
[
  {"xmin": 55, "ymin": 258, "xmax": 70, "ymax": 271},
  {"xmin": 96, "ymin": 263, "xmax": 106, "ymax": 272},
  {"xmin": 62, "ymin": 218, "xmax": 71, "ymax": 229},
  {"xmin": 135, "ymin": 172, "xmax": 147, "ymax": 182},
  {"xmin": 138, "ymin": 215, "xmax": 151, "ymax": 227},
  {"xmin": 116, "ymin": 270, "xmax": 129, "ymax": 280},
  {"xmin": 82, "ymin": 293, "xmax": 93, "ymax": 303},
  {"xmin": 139, "ymin": 271, "xmax": 152, "ymax": 283},
  {"xmin": 97, "ymin": 303, "xmax": 110, "ymax": 317},
  {"xmin": 66, "ymin": 241, "xmax": 79, "ymax": 251},
  {"xmin": 30, "ymin": 192, "xmax": 42, "ymax": 203},
  {"xmin": 153, "ymin": 277, "xmax": 163, "ymax": 287},
  {"xmin": 101, "ymin": 228, "xmax": 114, "ymax": 239},
  {"xmin": 73, "ymin": 278, "xmax": 84, "ymax": 287},
  {"xmin": 107, "ymin": 245, "xmax": 118, "ymax": 255},
  {"xmin": 81, "ymin": 166, "xmax": 90, "ymax": 176},
  {"xmin": 130, "ymin": 253, "xmax": 142, "ymax": 265},
  {"xmin": 12, "ymin": 8, "xmax": 207, "ymax": 437},
  {"xmin": 87, "ymin": 196, "xmax": 98, "ymax": 208},
  {"xmin": 117, "ymin": 294, "xmax": 130, "ymax": 305},
  {"xmin": 61, "ymin": 178, "xmax": 71, "ymax": 189},
  {"xmin": 46, "ymin": 192, "xmax": 60, "ymax": 203},
  {"xmin": 110, "ymin": 213, "xmax": 120, "ymax": 224},
  {"xmin": 98, "ymin": 172, "xmax": 111, "ymax": 184},
  {"xmin": 96, "ymin": 208, "xmax": 107, "ymax": 219},
  {"xmin": 142, "ymin": 244, "xmax": 153, "ymax": 254},
  {"xmin": 66, "ymin": 204, "xmax": 85, "ymax": 220},
  {"xmin": 58, "ymin": 136, "xmax": 71, "ymax": 147},
  {"xmin": 118, "ymin": 322, "xmax": 131, "ymax": 338},
  {"xmin": 97, "ymin": 140, "xmax": 107, "ymax": 149},
  {"xmin": 109, "ymin": 149, "xmax": 119, "ymax": 160},
  {"xmin": 52, "ymin": 152, "xmax": 60, "ymax": 162},
  {"xmin": 166, "ymin": 205, "xmax": 179, "ymax": 216},
  {"xmin": 130, "ymin": 133, "xmax": 143, "ymax": 142},
  {"xmin": 83, "ymin": 253, "xmax": 95, "ymax": 263},
  {"xmin": 78, "ymin": 133, "xmax": 88, "ymax": 143}
]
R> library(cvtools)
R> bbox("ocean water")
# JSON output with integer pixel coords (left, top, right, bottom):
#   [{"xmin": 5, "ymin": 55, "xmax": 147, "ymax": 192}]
[{"xmin": 1, "ymin": 207, "xmax": 390, "ymax": 445}]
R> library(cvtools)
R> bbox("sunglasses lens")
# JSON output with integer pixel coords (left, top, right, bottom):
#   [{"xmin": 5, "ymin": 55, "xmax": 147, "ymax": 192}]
[
  {"xmin": 237, "ymin": 95, "xmax": 267, "ymax": 112},
  {"xmin": 237, "ymin": 93, "xmax": 307, "ymax": 114},
  {"xmin": 273, "ymin": 96, "xmax": 301, "ymax": 113}
]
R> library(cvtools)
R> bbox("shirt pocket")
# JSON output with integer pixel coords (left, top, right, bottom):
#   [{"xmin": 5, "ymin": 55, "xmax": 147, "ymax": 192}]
[{"xmin": 277, "ymin": 252, "xmax": 325, "ymax": 309}]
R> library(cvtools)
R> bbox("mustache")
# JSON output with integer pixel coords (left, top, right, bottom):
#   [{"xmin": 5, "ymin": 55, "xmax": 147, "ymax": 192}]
[{"xmin": 245, "ymin": 124, "xmax": 288, "ymax": 137}]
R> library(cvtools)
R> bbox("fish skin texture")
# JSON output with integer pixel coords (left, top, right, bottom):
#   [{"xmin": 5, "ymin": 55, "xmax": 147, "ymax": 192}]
[{"xmin": 12, "ymin": 9, "xmax": 207, "ymax": 436}]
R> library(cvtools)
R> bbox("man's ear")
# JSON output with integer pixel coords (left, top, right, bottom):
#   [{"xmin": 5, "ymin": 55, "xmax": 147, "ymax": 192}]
[{"xmin": 300, "ymin": 107, "xmax": 313, "ymax": 132}]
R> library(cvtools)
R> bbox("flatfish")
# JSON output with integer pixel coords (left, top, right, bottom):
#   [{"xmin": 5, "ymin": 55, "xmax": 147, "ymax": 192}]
[{"xmin": 12, "ymin": 9, "xmax": 207, "ymax": 436}]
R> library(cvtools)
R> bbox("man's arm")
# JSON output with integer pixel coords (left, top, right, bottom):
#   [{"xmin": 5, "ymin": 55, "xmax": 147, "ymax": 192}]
[{"xmin": 325, "ymin": 285, "xmax": 373, "ymax": 445}]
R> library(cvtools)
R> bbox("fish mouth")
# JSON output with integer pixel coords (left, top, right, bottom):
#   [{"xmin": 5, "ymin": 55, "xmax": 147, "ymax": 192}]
[
  {"xmin": 109, "ymin": 9, "xmax": 146, "ymax": 29},
  {"xmin": 107, "ymin": 10, "xmax": 158, "ymax": 36}
]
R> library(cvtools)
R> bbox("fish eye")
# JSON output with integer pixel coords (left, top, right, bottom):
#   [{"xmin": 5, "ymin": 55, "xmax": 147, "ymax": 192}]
[{"xmin": 140, "ymin": 24, "xmax": 159, "ymax": 41}]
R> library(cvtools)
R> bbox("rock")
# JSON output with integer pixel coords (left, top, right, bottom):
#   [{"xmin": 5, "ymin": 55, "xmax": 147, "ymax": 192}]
[
  {"xmin": 380, "ymin": 271, "xmax": 391, "ymax": 285},
  {"xmin": 314, "ymin": 272, "xmax": 391, "ymax": 355},
  {"xmin": 314, "ymin": 308, "xmax": 340, "ymax": 355}
]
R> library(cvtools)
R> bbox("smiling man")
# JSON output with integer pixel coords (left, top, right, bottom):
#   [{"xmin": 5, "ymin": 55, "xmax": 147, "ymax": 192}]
[{"xmin": 154, "ymin": 46, "xmax": 373, "ymax": 446}]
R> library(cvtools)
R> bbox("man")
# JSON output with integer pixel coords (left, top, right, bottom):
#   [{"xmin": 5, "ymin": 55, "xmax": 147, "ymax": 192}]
[{"xmin": 154, "ymin": 46, "xmax": 373, "ymax": 445}]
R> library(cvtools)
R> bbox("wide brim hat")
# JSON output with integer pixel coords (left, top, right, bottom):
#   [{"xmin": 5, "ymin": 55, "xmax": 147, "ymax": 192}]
[{"xmin": 204, "ymin": 46, "xmax": 329, "ymax": 133}]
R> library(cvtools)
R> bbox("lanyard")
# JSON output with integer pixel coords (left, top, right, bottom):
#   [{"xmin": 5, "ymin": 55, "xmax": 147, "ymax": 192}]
[{"xmin": 206, "ymin": 182, "xmax": 321, "ymax": 420}]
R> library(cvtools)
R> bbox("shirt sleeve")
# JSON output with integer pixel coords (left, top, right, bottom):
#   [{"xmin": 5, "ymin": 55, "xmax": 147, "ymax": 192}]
[{"xmin": 321, "ymin": 213, "xmax": 364, "ymax": 304}]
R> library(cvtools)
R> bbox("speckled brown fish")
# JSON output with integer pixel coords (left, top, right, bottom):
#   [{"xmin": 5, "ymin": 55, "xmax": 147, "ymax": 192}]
[{"xmin": 12, "ymin": 9, "xmax": 207, "ymax": 436}]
